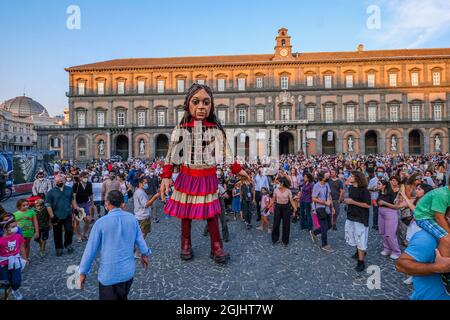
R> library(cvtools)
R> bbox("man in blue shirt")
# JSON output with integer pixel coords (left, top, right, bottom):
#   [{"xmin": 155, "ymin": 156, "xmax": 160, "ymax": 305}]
[
  {"xmin": 396, "ymin": 226, "xmax": 450, "ymax": 300},
  {"xmin": 79, "ymin": 190, "xmax": 151, "ymax": 300}
]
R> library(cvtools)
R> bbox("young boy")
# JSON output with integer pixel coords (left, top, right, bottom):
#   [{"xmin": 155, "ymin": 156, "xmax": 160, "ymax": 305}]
[{"xmin": 34, "ymin": 199, "xmax": 50, "ymax": 258}]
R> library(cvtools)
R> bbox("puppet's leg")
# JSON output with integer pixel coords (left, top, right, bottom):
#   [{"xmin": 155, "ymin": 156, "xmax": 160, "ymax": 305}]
[
  {"xmin": 180, "ymin": 218, "xmax": 193, "ymax": 260},
  {"xmin": 207, "ymin": 216, "xmax": 229, "ymax": 263}
]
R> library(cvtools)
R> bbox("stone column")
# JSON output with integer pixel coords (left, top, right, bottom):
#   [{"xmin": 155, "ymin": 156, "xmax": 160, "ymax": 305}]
[
  {"xmin": 316, "ymin": 130, "xmax": 322, "ymax": 155},
  {"xmin": 128, "ymin": 100, "xmax": 134, "ymax": 127},
  {"xmin": 107, "ymin": 131, "xmax": 111, "ymax": 159},
  {"xmin": 297, "ymin": 128, "xmax": 302, "ymax": 153},
  {"xmin": 302, "ymin": 129, "xmax": 307, "ymax": 155},
  {"xmin": 108, "ymin": 100, "xmax": 113, "ymax": 126},
  {"xmin": 360, "ymin": 133, "xmax": 366, "ymax": 155},
  {"xmin": 128, "ymin": 130, "xmax": 133, "ymax": 159},
  {"xmin": 403, "ymin": 130, "xmax": 409, "ymax": 154},
  {"xmin": 336, "ymin": 130, "xmax": 343, "ymax": 154},
  {"xmin": 424, "ymin": 129, "xmax": 430, "ymax": 154},
  {"xmin": 402, "ymin": 93, "xmax": 408, "ymax": 121}
]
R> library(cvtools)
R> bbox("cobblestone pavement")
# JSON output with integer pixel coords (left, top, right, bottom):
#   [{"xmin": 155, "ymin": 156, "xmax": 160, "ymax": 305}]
[{"xmin": 2, "ymin": 194, "xmax": 412, "ymax": 300}]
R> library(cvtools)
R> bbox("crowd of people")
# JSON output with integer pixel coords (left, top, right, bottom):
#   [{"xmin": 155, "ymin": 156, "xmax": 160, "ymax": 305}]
[{"xmin": 0, "ymin": 152, "xmax": 450, "ymax": 300}]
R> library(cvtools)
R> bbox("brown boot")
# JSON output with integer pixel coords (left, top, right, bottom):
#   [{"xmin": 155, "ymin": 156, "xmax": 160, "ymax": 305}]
[
  {"xmin": 207, "ymin": 216, "xmax": 229, "ymax": 263},
  {"xmin": 180, "ymin": 219, "xmax": 193, "ymax": 260}
]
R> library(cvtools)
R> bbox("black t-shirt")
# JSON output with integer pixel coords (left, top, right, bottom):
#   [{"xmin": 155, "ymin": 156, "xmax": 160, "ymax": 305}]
[
  {"xmin": 377, "ymin": 190, "xmax": 398, "ymax": 207},
  {"xmin": 73, "ymin": 182, "xmax": 93, "ymax": 204},
  {"xmin": 347, "ymin": 186, "xmax": 371, "ymax": 227}
]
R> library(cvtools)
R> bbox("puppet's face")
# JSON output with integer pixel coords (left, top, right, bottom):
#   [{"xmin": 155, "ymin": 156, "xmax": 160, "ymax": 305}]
[{"xmin": 189, "ymin": 89, "xmax": 212, "ymax": 121}]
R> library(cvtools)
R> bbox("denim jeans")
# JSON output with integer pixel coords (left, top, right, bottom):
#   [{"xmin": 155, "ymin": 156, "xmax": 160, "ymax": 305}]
[
  {"xmin": 300, "ymin": 201, "xmax": 312, "ymax": 231},
  {"xmin": 314, "ymin": 214, "xmax": 331, "ymax": 247}
]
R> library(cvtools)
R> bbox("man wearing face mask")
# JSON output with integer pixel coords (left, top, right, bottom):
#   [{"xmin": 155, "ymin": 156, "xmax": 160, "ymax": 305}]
[
  {"xmin": 133, "ymin": 177, "xmax": 159, "ymax": 258},
  {"xmin": 101, "ymin": 172, "xmax": 121, "ymax": 215},
  {"xmin": 45, "ymin": 175, "xmax": 82, "ymax": 257},
  {"xmin": 32, "ymin": 171, "xmax": 52, "ymax": 200}
]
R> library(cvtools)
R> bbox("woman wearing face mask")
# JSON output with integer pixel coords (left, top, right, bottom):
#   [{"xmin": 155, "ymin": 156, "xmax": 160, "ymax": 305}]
[
  {"xmin": 32, "ymin": 172, "xmax": 52, "ymax": 200},
  {"xmin": 72, "ymin": 172, "xmax": 93, "ymax": 243},
  {"xmin": 0, "ymin": 215, "xmax": 26, "ymax": 300}
]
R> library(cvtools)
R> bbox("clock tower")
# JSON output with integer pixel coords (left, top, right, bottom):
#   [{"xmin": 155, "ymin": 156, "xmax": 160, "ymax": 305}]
[{"xmin": 273, "ymin": 28, "xmax": 294, "ymax": 61}]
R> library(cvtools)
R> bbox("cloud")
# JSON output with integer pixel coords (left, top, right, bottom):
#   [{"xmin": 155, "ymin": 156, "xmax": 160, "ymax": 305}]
[{"xmin": 362, "ymin": 0, "xmax": 450, "ymax": 48}]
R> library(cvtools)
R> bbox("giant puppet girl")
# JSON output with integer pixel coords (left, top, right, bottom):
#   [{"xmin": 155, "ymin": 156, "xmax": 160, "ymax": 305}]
[{"xmin": 160, "ymin": 83, "xmax": 249, "ymax": 264}]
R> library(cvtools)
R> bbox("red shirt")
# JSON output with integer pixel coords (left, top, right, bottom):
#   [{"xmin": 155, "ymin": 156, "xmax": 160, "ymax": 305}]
[{"xmin": 0, "ymin": 233, "xmax": 24, "ymax": 267}]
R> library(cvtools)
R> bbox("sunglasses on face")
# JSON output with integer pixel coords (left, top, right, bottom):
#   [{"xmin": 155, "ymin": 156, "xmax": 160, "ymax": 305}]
[{"xmin": 191, "ymin": 98, "xmax": 211, "ymax": 106}]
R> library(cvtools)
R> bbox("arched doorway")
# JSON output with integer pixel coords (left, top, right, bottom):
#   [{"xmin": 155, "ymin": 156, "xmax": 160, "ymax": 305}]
[
  {"xmin": 409, "ymin": 130, "xmax": 422, "ymax": 154},
  {"xmin": 235, "ymin": 133, "xmax": 249, "ymax": 160},
  {"xmin": 322, "ymin": 131, "xmax": 336, "ymax": 155},
  {"xmin": 279, "ymin": 132, "xmax": 294, "ymax": 155},
  {"xmin": 155, "ymin": 134, "xmax": 169, "ymax": 158},
  {"xmin": 115, "ymin": 135, "xmax": 129, "ymax": 160},
  {"xmin": 365, "ymin": 131, "xmax": 378, "ymax": 155}
]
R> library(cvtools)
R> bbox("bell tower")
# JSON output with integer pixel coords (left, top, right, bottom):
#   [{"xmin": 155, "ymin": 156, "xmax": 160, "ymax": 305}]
[{"xmin": 273, "ymin": 28, "xmax": 294, "ymax": 60}]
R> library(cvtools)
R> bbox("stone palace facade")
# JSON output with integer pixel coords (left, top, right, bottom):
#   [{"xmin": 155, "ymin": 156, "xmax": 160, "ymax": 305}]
[{"xmin": 36, "ymin": 28, "xmax": 450, "ymax": 161}]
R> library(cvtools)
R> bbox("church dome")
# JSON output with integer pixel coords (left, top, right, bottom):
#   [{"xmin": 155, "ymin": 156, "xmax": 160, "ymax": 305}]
[{"xmin": 1, "ymin": 95, "xmax": 49, "ymax": 117}]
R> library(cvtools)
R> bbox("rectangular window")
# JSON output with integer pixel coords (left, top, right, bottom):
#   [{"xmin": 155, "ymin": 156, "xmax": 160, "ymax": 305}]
[
  {"xmin": 256, "ymin": 109, "xmax": 264, "ymax": 123},
  {"xmin": 390, "ymin": 104, "xmax": 399, "ymax": 122},
  {"xmin": 157, "ymin": 80, "xmax": 165, "ymax": 93},
  {"xmin": 137, "ymin": 111, "xmax": 146, "ymax": 127},
  {"xmin": 368, "ymin": 105, "xmax": 377, "ymax": 122},
  {"xmin": 306, "ymin": 76, "xmax": 314, "ymax": 87},
  {"xmin": 217, "ymin": 79, "xmax": 225, "ymax": 92},
  {"xmin": 325, "ymin": 107, "xmax": 333, "ymax": 123},
  {"xmin": 137, "ymin": 80, "xmax": 145, "ymax": 94},
  {"xmin": 281, "ymin": 77, "xmax": 289, "ymax": 90},
  {"xmin": 79, "ymin": 150, "xmax": 86, "ymax": 157},
  {"xmin": 412, "ymin": 104, "xmax": 421, "ymax": 121},
  {"xmin": 238, "ymin": 78, "xmax": 246, "ymax": 91},
  {"xmin": 411, "ymin": 72, "xmax": 419, "ymax": 86},
  {"xmin": 389, "ymin": 73, "xmax": 397, "ymax": 87},
  {"xmin": 281, "ymin": 108, "xmax": 290, "ymax": 121},
  {"xmin": 78, "ymin": 82, "xmax": 85, "ymax": 95},
  {"xmin": 346, "ymin": 106, "xmax": 355, "ymax": 123},
  {"xmin": 97, "ymin": 82, "xmax": 105, "ymax": 95},
  {"xmin": 177, "ymin": 109, "xmax": 185, "ymax": 123},
  {"xmin": 368, "ymin": 74, "xmax": 375, "ymax": 88},
  {"xmin": 433, "ymin": 72, "xmax": 441, "ymax": 86},
  {"xmin": 157, "ymin": 111, "xmax": 165, "ymax": 126},
  {"xmin": 177, "ymin": 79, "xmax": 185, "ymax": 93},
  {"xmin": 117, "ymin": 111, "xmax": 125, "ymax": 127},
  {"xmin": 256, "ymin": 77, "xmax": 263, "ymax": 89},
  {"xmin": 324, "ymin": 75, "xmax": 332, "ymax": 89},
  {"xmin": 78, "ymin": 111, "xmax": 86, "ymax": 128},
  {"xmin": 218, "ymin": 110, "xmax": 226, "ymax": 124},
  {"xmin": 97, "ymin": 112, "xmax": 105, "ymax": 128},
  {"xmin": 238, "ymin": 109, "xmax": 246, "ymax": 125},
  {"xmin": 307, "ymin": 108, "xmax": 315, "ymax": 121},
  {"xmin": 434, "ymin": 103, "xmax": 442, "ymax": 121},
  {"xmin": 197, "ymin": 79, "xmax": 205, "ymax": 85},
  {"xmin": 118, "ymin": 81, "xmax": 125, "ymax": 94},
  {"xmin": 346, "ymin": 75, "xmax": 353, "ymax": 88}
]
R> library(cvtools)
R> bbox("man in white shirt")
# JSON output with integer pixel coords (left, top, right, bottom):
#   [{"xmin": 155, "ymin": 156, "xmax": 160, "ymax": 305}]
[{"xmin": 253, "ymin": 168, "xmax": 270, "ymax": 222}]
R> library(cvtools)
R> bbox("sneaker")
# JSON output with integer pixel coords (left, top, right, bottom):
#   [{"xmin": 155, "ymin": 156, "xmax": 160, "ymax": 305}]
[
  {"xmin": 246, "ymin": 224, "xmax": 252, "ymax": 230},
  {"xmin": 12, "ymin": 290, "xmax": 22, "ymax": 300},
  {"xmin": 256, "ymin": 226, "xmax": 263, "ymax": 231},
  {"xmin": 390, "ymin": 253, "xmax": 400, "ymax": 260},
  {"xmin": 321, "ymin": 245, "xmax": 335, "ymax": 253},
  {"xmin": 66, "ymin": 245, "xmax": 74, "ymax": 254},
  {"xmin": 267, "ymin": 229, "xmax": 272, "ymax": 234},
  {"xmin": 309, "ymin": 230, "xmax": 318, "ymax": 243},
  {"xmin": 380, "ymin": 250, "xmax": 391, "ymax": 256},
  {"xmin": 403, "ymin": 276, "xmax": 413, "ymax": 285},
  {"xmin": 56, "ymin": 249, "xmax": 63, "ymax": 257},
  {"xmin": 39, "ymin": 250, "xmax": 45, "ymax": 258}
]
